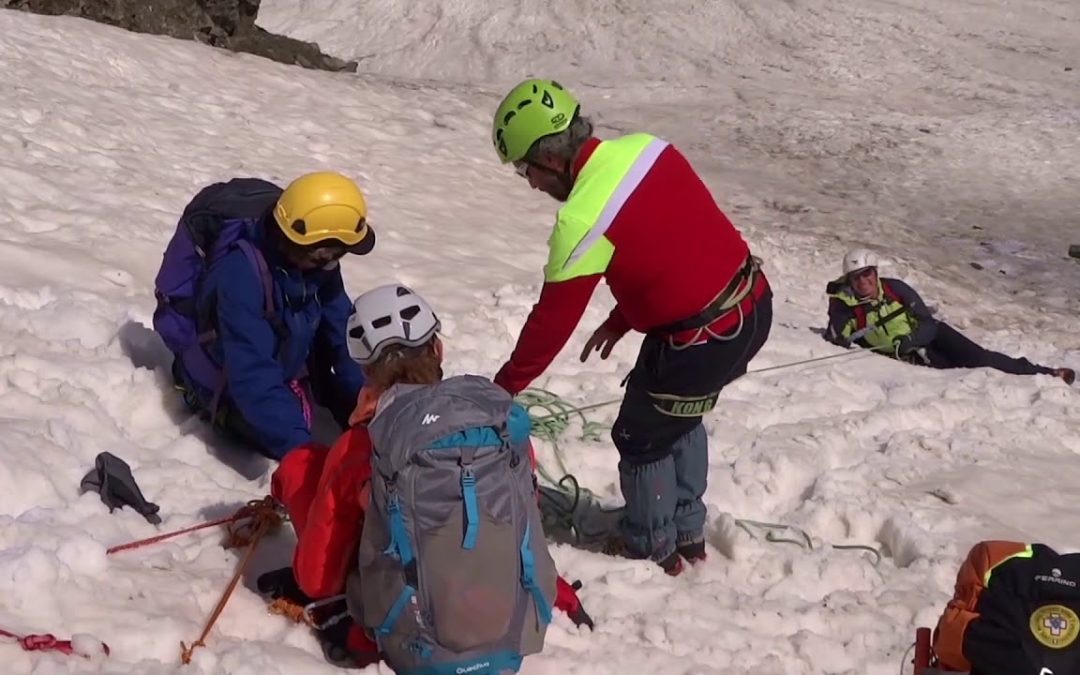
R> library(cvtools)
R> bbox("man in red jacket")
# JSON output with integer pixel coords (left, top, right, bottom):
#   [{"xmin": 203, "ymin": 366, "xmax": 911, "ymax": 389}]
[
  {"xmin": 261, "ymin": 284, "xmax": 594, "ymax": 668},
  {"xmin": 490, "ymin": 79, "xmax": 773, "ymax": 575}
]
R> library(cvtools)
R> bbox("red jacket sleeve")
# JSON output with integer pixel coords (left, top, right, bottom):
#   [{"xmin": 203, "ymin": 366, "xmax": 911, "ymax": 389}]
[
  {"xmin": 494, "ymin": 275, "xmax": 601, "ymax": 396},
  {"xmin": 271, "ymin": 442, "xmax": 330, "ymax": 539},
  {"xmin": 291, "ymin": 426, "xmax": 374, "ymax": 599}
]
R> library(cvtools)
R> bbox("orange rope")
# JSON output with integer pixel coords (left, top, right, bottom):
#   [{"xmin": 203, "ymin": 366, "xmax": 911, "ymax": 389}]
[
  {"xmin": 106, "ymin": 513, "xmax": 244, "ymax": 555},
  {"xmin": 267, "ymin": 597, "xmax": 309, "ymax": 625},
  {"xmin": 179, "ymin": 497, "xmax": 284, "ymax": 665}
]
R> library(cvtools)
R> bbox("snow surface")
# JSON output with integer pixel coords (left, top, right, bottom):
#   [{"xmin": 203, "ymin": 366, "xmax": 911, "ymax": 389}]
[{"xmin": 0, "ymin": 3, "xmax": 1078, "ymax": 674}]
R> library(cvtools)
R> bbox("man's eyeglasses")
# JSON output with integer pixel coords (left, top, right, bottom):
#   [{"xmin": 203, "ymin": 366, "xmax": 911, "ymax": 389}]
[{"xmin": 849, "ymin": 267, "xmax": 876, "ymax": 282}]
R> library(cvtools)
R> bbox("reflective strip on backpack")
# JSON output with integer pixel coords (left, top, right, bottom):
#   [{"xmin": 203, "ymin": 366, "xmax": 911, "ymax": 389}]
[
  {"xmin": 461, "ymin": 468, "xmax": 479, "ymax": 550},
  {"xmin": 375, "ymin": 585, "xmax": 416, "ymax": 637},
  {"xmin": 519, "ymin": 522, "xmax": 552, "ymax": 625}
]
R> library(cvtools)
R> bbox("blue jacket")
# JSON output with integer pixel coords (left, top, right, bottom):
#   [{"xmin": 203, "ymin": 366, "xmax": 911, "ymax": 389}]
[{"xmin": 195, "ymin": 220, "xmax": 364, "ymax": 458}]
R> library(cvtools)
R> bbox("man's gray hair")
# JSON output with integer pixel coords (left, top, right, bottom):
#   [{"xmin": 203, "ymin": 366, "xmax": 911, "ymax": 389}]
[{"xmin": 525, "ymin": 115, "xmax": 594, "ymax": 163}]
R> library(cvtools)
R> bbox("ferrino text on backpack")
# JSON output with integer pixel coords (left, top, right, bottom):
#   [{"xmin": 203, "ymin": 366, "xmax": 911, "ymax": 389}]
[
  {"xmin": 152, "ymin": 178, "xmax": 285, "ymax": 409},
  {"xmin": 348, "ymin": 375, "xmax": 558, "ymax": 675}
]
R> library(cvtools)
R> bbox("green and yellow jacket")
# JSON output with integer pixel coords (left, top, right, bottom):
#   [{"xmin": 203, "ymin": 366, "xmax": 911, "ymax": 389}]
[{"xmin": 824, "ymin": 276, "xmax": 938, "ymax": 356}]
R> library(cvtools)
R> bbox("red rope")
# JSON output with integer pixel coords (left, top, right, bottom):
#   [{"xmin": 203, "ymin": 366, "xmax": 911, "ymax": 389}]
[
  {"xmin": 106, "ymin": 497, "xmax": 281, "ymax": 555},
  {"xmin": 0, "ymin": 627, "xmax": 110, "ymax": 657},
  {"xmin": 180, "ymin": 497, "xmax": 283, "ymax": 664},
  {"xmin": 106, "ymin": 513, "xmax": 244, "ymax": 555},
  {"xmin": 12, "ymin": 498, "xmax": 283, "ymax": 664}
]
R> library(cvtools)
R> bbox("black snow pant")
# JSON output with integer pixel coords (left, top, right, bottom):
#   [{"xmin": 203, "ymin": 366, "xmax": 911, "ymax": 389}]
[
  {"xmin": 923, "ymin": 322, "xmax": 1055, "ymax": 377},
  {"xmin": 611, "ymin": 287, "xmax": 773, "ymax": 561}
]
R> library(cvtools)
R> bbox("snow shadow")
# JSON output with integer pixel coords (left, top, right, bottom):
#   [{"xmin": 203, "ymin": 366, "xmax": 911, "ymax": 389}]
[
  {"xmin": 538, "ymin": 484, "xmax": 624, "ymax": 554},
  {"xmin": 193, "ymin": 500, "xmax": 299, "ymax": 595},
  {"xmin": 116, "ymin": 320, "xmax": 344, "ymax": 480},
  {"xmin": 115, "ymin": 320, "xmax": 270, "ymax": 480}
]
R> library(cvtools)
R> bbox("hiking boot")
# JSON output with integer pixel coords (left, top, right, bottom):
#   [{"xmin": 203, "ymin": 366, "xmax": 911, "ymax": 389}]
[
  {"xmin": 603, "ymin": 537, "xmax": 684, "ymax": 576},
  {"xmin": 658, "ymin": 551, "xmax": 685, "ymax": 576},
  {"xmin": 1054, "ymin": 368, "xmax": 1076, "ymax": 385},
  {"xmin": 677, "ymin": 540, "xmax": 708, "ymax": 565}
]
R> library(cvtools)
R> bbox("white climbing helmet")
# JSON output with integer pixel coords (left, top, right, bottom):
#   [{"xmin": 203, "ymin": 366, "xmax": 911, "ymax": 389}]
[
  {"xmin": 842, "ymin": 248, "xmax": 879, "ymax": 275},
  {"xmin": 346, "ymin": 283, "xmax": 441, "ymax": 365}
]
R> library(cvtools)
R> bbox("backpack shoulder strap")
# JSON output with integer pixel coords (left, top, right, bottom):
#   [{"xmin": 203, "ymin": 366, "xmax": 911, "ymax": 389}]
[
  {"xmin": 233, "ymin": 239, "xmax": 291, "ymax": 350},
  {"xmin": 852, "ymin": 304, "xmax": 867, "ymax": 330},
  {"xmin": 880, "ymin": 280, "xmax": 904, "ymax": 305},
  {"xmin": 234, "ymin": 240, "xmax": 275, "ymax": 321}
]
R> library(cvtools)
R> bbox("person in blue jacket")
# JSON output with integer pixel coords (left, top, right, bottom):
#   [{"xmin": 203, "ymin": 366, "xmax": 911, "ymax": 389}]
[{"xmin": 153, "ymin": 171, "xmax": 376, "ymax": 459}]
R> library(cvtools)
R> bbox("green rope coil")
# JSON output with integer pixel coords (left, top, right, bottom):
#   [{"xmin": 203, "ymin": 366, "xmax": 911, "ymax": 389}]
[
  {"xmin": 515, "ymin": 387, "xmax": 882, "ymax": 566},
  {"xmin": 514, "ymin": 388, "xmax": 614, "ymax": 489}
]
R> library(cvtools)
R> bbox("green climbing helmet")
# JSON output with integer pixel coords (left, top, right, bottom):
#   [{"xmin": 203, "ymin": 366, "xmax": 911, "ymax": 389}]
[{"xmin": 491, "ymin": 78, "xmax": 581, "ymax": 164}]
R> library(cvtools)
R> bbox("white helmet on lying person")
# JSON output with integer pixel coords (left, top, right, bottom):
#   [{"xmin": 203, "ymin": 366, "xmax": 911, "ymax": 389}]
[
  {"xmin": 842, "ymin": 247, "xmax": 879, "ymax": 276},
  {"xmin": 346, "ymin": 283, "xmax": 441, "ymax": 365}
]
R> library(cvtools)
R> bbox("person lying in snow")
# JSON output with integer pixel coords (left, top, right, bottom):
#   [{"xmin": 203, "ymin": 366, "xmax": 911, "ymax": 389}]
[
  {"xmin": 260, "ymin": 283, "xmax": 594, "ymax": 670},
  {"xmin": 930, "ymin": 540, "xmax": 1080, "ymax": 674},
  {"xmin": 153, "ymin": 172, "xmax": 375, "ymax": 461},
  {"xmin": 824, "ymin": 248, "xmax": 1075, "ymax": 384}
]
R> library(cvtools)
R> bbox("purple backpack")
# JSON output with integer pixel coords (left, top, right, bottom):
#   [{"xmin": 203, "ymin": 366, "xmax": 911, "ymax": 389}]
[{"xmin": 153, "ymin": 178, "xmax": 284, "ymax": 405}]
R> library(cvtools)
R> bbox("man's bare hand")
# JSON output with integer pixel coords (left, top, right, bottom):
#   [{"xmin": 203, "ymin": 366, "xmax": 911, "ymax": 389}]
[{"xmin": 580, "ymin": 323, "xmax": 624, "ymax": 362}]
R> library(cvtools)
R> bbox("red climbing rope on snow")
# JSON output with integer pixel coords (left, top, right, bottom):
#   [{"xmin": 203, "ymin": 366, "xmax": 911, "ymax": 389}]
[
  {"xmin": 0, "ymin": 627, "xmax": 110, "ymax": 657},
  {"xmin": 105, "ymin": 497, "xmax": 283, "ymax": 555}
]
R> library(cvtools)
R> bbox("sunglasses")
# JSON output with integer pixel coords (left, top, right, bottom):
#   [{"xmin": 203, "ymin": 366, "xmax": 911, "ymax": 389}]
[
  {"xmin": 849, "ymin": 267, "xmax": 876, "ymax": 281},
  {"xmin": 302, "ymin": 244, "xmax": 348, "ymax": 267}
]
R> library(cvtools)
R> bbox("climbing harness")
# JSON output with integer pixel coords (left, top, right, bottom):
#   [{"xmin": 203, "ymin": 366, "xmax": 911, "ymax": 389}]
[{"xmin": 654, "ymin": 255, "xmax": 762, "ymax": 350}]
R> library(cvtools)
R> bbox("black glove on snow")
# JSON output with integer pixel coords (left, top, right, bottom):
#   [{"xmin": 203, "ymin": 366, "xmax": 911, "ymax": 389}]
[{"xmin": 80, "ymin": 452, "xmax": 162, "ymax": 524}]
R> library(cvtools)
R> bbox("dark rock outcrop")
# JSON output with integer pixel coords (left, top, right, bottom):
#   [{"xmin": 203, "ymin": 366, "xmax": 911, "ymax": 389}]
[{"xmin": 3, "ymin": 0, "xmax": 358, "ymax": 73}]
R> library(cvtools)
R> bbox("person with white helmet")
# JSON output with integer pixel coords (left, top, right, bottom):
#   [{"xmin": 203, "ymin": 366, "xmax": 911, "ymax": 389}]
[
  {"xmin": 153, "ymin": 171, "xmax": 377, "ymax": 460},
  {"xmin": 263, "ymin": 283, "xmax": 595, "ymax": 668},
  {"xmin": 825, "ymin": 248, "xmax": 1075, "ymax": 384}
]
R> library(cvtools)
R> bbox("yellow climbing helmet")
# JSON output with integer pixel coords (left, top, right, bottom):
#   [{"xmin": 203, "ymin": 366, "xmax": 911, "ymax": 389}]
[{"xmin": 273, "ymin": 171, "xmax": 375, "ymax": 254}]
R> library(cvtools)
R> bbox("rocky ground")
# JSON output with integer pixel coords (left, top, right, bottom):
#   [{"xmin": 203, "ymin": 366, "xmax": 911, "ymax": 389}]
[{"xmin": 3, "ymin": 0, "xmax": 357, "ymax": 72}]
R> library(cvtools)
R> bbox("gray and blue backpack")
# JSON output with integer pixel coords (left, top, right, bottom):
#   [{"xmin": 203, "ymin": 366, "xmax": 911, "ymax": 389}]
[{"xmin": 347, "ymin": 375, "xmax": 558, "ymax": 675}]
